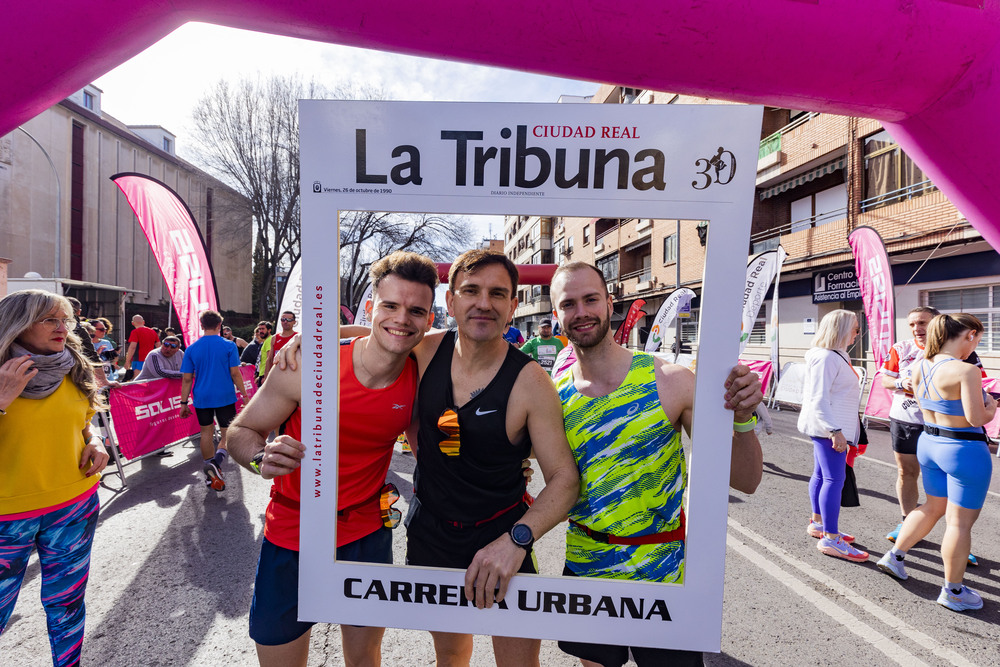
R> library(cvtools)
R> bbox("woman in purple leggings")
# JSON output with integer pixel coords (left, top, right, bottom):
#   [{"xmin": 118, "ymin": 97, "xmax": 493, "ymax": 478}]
[
  {"xmin": 0, "ymin": 290, "xmax": 109, "ymax": 666},
  {"xmin": 797, "ymin": 309, "xmax": 868, "ymax": 563}
]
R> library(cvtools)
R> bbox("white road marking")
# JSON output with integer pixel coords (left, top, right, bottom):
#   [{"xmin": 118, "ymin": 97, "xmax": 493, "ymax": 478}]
[
  {"xmin": 727, "ymin": 518, "xmax": 978, "ymax": 667},
  {"xmin": 786, "ymin": 434, "xmax": 1000, "ymax": 499}
]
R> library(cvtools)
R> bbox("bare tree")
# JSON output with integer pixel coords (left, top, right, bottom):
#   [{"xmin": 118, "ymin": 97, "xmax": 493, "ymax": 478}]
[
  {"xmin": 192, "ymin": 75, "xmax": 475, "ymax": 316},
  {"xmin": 191, "ymin": 75, "xmax": 310, "ymax": 316},
  {"xmin": 339, "ymin": 211, "xmax": 475, "ymax": 311}
]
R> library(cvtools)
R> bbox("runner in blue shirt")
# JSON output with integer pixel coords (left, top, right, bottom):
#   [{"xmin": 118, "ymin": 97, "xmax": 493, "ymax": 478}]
[{"xmin": 179, "ymin": 310, "xmax": 248, "ymax": 492}]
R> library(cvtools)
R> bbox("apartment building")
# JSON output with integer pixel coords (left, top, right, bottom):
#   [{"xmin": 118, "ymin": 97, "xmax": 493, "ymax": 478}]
[
  {"xmin": 513, "ymin": 85, "xmax": 999, "ymax": 376},
  {"xmin": 0, "ymin": 84, "xmax": 252, "ymax": 332},
  {"xmin": 505, "ymin": 214, "xmax": 555, "ymax": 337}
]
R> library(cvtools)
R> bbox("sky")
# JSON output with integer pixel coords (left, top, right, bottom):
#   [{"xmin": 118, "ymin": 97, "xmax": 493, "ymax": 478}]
[{"xmin": 93, "ymin": 22, "xmax": 600, "ymax": 242}]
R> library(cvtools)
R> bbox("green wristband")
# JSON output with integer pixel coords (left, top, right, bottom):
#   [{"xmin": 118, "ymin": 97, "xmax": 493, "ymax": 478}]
[{"xmin": 733, "ymin": 415, "xmax": 757, "ymax": 433}]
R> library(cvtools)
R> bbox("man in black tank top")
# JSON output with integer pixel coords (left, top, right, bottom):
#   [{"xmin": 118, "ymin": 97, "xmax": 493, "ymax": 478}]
[{"xmin": 404, "ymin": 249, "xmax": 580, "ymax": 667}]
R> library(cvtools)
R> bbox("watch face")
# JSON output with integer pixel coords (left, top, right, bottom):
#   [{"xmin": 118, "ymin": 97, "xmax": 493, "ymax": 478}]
[{"xmin": 511, "ymin": 523, "xmax": 533, "ymax": 546}]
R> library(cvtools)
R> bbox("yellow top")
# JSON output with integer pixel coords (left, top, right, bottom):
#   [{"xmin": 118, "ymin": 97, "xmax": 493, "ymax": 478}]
[{"xmin": 0, "ymin": 377, "xmax": 98, "ymax": 515}]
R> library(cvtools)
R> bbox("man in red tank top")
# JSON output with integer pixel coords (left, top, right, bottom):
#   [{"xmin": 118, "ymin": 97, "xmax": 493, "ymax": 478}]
[{"xmin": 228, "ymin": 251, "xmax": 438, "ymax": 667}]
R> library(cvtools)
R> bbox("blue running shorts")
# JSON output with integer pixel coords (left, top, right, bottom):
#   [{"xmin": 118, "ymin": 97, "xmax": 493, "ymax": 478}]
[
  {"xmin": 249, "ymin": 528, "xmax": 392, "ymax": 646},
  {"xmin": 917, "ymin": 432, "xmax": 993, "ymax": 510}
]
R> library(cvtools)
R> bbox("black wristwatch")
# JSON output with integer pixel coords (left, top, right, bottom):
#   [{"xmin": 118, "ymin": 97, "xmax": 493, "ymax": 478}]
[
  {"xmin": 249, "ymin": 451, "xmax": 265, "ymax": 475},
  {"xmin": 510, "ymin": 523, "xmax": 534, "ymax": 551}
]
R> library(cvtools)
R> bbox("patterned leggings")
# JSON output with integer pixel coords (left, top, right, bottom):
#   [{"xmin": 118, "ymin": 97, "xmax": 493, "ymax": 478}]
[{"xmin": 0, "ymin": 491, "xmax": 100, "ymax": 667}]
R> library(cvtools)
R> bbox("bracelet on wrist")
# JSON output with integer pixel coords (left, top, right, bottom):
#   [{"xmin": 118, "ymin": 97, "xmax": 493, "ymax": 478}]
[
  {"xmin": 733, "ymin": 415, "xmax": 758, "ymax": 433},
  {"xmin": 894, "ymin": 378, "xmax": 904, "ymax": 390}
]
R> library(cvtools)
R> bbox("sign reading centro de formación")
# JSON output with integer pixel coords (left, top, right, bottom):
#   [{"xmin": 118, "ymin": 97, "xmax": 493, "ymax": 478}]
[{"xmin": 298, "ymin": 101, "xmax": 762, "ymax": 652}]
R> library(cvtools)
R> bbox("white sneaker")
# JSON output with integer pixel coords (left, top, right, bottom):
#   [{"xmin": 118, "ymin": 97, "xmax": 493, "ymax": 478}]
[
  {"xmin": 817, "ymin": 535, "xmax": 868, "ymax": 562},
  {"xmin": 877, "ymin": 551, "xmax": 908, "ymax": 580},
  {"xmin": 937, "ymin": 585, "xmax": 983, "ymax": 612}
]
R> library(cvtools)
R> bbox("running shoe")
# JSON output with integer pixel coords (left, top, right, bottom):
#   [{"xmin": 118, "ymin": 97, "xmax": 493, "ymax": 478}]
[
  {"xmin": 937, "ymin": 585, "xmax": 983, "ymax": 612},
  {"xmin": 886, "ymin": 522, "xmax": 903, "ymax": 542},
  {"xmin": 876, "ymin": 551, "xmax": 908, "ymax": 580},
  {"xmin": 806, "ymin": 521, "xmax": 854, "ymax": 543},
  {"xmin": 204, "ymin": 460, "xmax": 225, "ymax": 492},
  {"xmin": 817, "ymin": 535, "xmax": 868, "ymax": 562},
  {"xmin": 968, "ymin": 553, "xmax": 979, "ymax": 567}
]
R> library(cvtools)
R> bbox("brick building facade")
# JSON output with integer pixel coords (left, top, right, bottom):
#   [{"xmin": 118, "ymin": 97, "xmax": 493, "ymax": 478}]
[{"xmin": 505, "ymin": 85, "xmax": 999, "ymax": 379}]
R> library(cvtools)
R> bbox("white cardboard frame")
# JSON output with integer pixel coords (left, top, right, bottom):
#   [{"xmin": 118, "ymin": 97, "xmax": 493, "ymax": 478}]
[{"xmin": 298, "ymin": 101, "xmax": 763, "ymax": 652}]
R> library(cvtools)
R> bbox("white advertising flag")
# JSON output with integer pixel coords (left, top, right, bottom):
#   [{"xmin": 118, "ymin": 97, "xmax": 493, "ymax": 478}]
[
  {"xmin": 768, "ymin": 246, "xmax": 787, "ymax": 382},
  {"xmin": 739, "ymin": 247, "xmax": 786, "ymax": 355},
  {"xmin": 644, "ymin": 288, "xmax": 696, "ymax": 352},
  {"xmin": 354, "ymin": 283, "xmax": 374, "ymax": 327},
  {"xmin": 278, "ymin": 257, "xmax": 303, "ymax": 322}
]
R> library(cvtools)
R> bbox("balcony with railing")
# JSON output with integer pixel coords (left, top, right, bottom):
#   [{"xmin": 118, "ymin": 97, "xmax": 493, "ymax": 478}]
[
  {"xmin": 758, "ymin": 113, "xmax": 851, "ymax": 185},
  {"xmin": 757, "ymin": 112, "xmax": 819, "ymax": 171},
  {"xmin": 619, "ymin": 267, "xmax": 656, "ymax": 293},
  {"xmin": 860, "ymin": 180, "xmax": 937, "ymax": 212},
  {"xmin": 750, "ymin": 209, "xmax": 850, "ymax": 267}
]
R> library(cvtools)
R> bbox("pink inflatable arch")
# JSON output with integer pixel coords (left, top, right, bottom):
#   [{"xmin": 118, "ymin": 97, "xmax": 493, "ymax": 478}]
[{"xmin": 5, "ymin": 1, "xmax": 1000, "ymax": 251}]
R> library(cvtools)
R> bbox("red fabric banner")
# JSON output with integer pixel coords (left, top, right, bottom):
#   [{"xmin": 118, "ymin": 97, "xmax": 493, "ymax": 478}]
[
  {"xmin": 848, "ymin": 226, "xmax": 895, "ymax": 369},
  {"xmin": 109, "ymin": 366, "xmax": 258, "ymax": 459},
  {"xmin": 614, "ymin": 299, "xmax": 647, "ymax": 346},
  {"xmin": 111, "ymin": 173, "xmax": 219, "ymax": 346}
]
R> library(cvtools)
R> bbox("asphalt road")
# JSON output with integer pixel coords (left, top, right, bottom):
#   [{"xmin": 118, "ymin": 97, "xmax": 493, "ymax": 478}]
[{"xmin": 3, "ymin": 408, "xmax": 1000, "ymax": 666}]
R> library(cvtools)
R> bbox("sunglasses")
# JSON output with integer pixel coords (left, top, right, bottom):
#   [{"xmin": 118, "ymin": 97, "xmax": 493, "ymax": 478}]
[
  {"xmin": 380, "ymin": 483, "xmax": 402, "ymax": 529},
  {"xmin": 162, "ymin": 342, "xmax": 179, "ymax": 349},
  {"xmin": 280, "ymin": 318, "xmax": 295, "ymax": 323}
]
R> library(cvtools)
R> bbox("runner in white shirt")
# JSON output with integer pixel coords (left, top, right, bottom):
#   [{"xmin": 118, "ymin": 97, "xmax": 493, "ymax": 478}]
[{"xmin": 878, "ymin": 307, "xmax": 938, "ymax": 542}]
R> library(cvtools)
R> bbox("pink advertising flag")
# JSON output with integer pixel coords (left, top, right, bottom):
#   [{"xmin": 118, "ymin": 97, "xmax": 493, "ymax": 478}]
[
  {"xmin": 848, "ymin": 226, "xmax": 895, "ymax": 369},
  {"xmin": 112, "ymin": 173, "xmax": 219, "ymax": 345}
]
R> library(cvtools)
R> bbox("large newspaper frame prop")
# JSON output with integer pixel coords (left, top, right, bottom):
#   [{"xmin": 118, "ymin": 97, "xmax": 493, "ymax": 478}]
[{"xmin": 299, "ymin": 101, "xmax": 762, "ymax": 652}]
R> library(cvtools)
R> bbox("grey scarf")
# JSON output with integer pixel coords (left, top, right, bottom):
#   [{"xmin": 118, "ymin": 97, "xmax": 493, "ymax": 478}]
[{"xmin": 11, "ymin": 342, "xmax": 76, "ymax": 399}]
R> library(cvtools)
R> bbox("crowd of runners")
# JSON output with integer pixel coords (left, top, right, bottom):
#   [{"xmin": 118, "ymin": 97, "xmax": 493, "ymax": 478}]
[{"xmin": 0, "ymin": 247, "xmax": 994, "ymax": 667}]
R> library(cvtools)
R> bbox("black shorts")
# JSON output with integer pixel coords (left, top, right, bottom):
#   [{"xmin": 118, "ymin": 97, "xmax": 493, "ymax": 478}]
[
  {"xmin": 194, "ymin": 403, "xmax": 237, "ymax": 428},
  {"xmin": 890, "ymin": 419, "xmax": 922, "ymax": 456},
  {"xmin": 557, "ymin": 566, "xmax": 703, "ymax": 667},
  {"xmin": 405, "ymin": 496, "xmax": 537, "ymax": 574}
]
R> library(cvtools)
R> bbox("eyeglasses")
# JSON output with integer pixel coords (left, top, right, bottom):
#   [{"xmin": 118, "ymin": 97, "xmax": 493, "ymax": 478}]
[
  {"xmin": 280, "ymin": 318, "xmax": 295, "ymax": 323},
  {"xmin": 380, "ymin": 483, "xmax": 402, "ymax": 529},
  {"xmin": 35, "ymin": 317, "xmax": 74, "ymax": 330},
  {"xmin": 162, "ymin": 342, "xmax": 179, "ymax": 349}
]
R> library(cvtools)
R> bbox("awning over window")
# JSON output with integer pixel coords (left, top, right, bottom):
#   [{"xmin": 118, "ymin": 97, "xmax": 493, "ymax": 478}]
[{"xmin": 759, "ymin": 157, "xmax": 846, "ymax": 200}]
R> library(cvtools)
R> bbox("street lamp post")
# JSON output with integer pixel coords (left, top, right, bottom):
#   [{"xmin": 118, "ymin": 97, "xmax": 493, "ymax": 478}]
[{"xmin": 17, "ymin": 126, "xmax": 61, "ymax": 279}]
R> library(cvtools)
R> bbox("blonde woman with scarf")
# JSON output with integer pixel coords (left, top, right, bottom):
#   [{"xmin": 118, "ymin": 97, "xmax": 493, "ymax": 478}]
[{"xmin": 0, "ymin": 290, "xmax": 109, "ymax": 667}]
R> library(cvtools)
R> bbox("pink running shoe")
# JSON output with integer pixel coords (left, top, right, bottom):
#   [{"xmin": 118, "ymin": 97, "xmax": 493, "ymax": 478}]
[
  {"xmin": 817, "ymin": 535, "xmax": 868, "ymax": 562},
  {"xmin": 807, "ymin": 521, "xmax": 854, "ymax": 543}
]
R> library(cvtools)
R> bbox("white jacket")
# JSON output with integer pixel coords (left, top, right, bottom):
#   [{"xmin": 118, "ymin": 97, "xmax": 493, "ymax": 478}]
[{"xmin": 797, "ymin": 347, "xmax": 861, "ymax": 445}]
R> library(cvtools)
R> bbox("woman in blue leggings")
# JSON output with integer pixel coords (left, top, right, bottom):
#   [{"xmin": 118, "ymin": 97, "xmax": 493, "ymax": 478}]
[
  {"xmin": 797, "ymin": 310, "xmax": 868, "ymax": 563},
  {"xmin": 0, "ymin": 290, "xmax": 110, "ymax": 665},
  {"xmin": 877, "ymin": 313, "xmax": 996, "ymax": 612}
]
